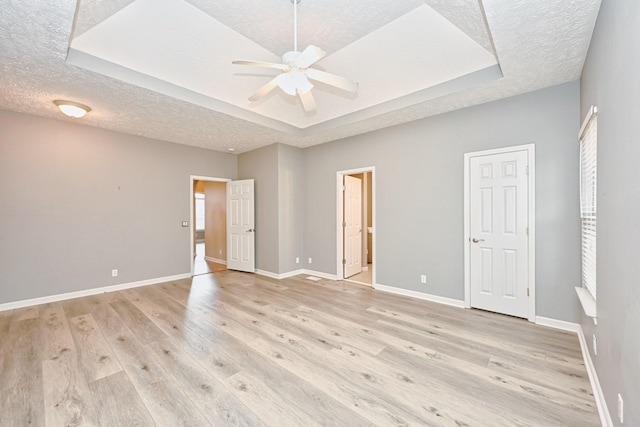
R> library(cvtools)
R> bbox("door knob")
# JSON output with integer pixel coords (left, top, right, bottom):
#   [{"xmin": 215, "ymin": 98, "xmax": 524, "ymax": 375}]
[
  {"xmin": 471, "ymin": 238, "xmax": 485, "ymax": 243},
  {"xmin": 246, "ymin": 228, "xmax": 255, "ymax": 233}
]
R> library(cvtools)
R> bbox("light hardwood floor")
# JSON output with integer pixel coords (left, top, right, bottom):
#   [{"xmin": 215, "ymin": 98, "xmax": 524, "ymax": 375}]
[
  {"xmin": 0, "ymin": 271, "xmax": 599, "ymax": 426},
  {"xmin": 193, "ymin": 243, "xmax": 227, "ymax": 276},
  {"xmin": 347, "ymin": 264, "xmax": 373, "ymax": 286}
]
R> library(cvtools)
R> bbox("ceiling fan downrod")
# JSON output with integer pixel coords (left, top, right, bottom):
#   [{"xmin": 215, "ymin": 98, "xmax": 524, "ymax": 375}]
[{"xmin": 292, "ymin": 0, "xmax": 300, "ymax": 52}]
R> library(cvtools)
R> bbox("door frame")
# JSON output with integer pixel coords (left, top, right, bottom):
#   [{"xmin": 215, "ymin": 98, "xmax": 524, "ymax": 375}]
[
  {"xmin": 463, "ymin": 144, "xmax": 536, "ymax": 322},
  {"xmin": 189, "ymin": 175, "xmax": 231, "ymax": 276},
  {"xmin": 336, "ymin": 167, "xmax": 376, "ymax": 285}
]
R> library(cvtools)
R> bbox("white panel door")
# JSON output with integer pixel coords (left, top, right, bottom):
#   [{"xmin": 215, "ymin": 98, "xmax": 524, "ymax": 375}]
[
  {"xmin": 344, "ymin": 175, "xmax": 362, "ymax": 278},
  {"xmin": 470, "ymin": 150, "xmax": 529, "ymax": 318},
  {"xmin": 227, "ymin": 179, "xmax": 255, "ymax": 273}
]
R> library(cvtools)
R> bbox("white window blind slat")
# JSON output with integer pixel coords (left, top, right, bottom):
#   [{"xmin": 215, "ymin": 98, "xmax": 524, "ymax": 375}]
[{"xmin": 579, "ymin": 109, "xmax": 597, "ymax": 299}]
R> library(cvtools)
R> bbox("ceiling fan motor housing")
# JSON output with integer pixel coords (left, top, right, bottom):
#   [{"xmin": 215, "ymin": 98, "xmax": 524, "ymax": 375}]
[{"xmin": 283, "ymin": 51, "xmax": 302, "ymax": 67}]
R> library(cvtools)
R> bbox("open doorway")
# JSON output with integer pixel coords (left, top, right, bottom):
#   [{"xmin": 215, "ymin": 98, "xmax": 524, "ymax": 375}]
[
  {"xmin": 337, "ymin": 167, "xmax": 375, "ymax": 286},
  {"xmin": 191, "ymin": 176, "xmax": 230, "ymax": 276}
]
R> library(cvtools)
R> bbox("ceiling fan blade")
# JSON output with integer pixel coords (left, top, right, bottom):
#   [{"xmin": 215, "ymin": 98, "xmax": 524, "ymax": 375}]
[
  {"xmin": 295, "ymin": 45, "xmax": 326, "ymax": 68},
  {"xmin": 233, "ymin": 60, "xmax": 289, "ymax": 71},
  {"xmin": 306, "ymin": 68, "xmax": 359, "ymax": 93},
  {"xmin": 298, "ymin": 90, "xmax": 316, "ymax": 112},
  {"xmin": 248, "ymin": 77, "xmax": 280, "ymax": 101}
]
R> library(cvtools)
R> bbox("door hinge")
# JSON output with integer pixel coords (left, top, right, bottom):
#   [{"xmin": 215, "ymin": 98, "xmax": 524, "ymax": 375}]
[
  {"xmin": 527, "ymin": 288, "xmax": 530, "ymax": 297},
  {"xmin": 526, "ymin": 227, "xmax": 529, "ymax": 236},
  {"xmin": 342, "ymin": 222, "xmax": 346, "ymax": 228},
  {"xmin": 526, "ymin": 165, "xmax": 529, "ymax": 175},
  {"xmin": 342, "ymin": 259, "xmax": 346, "ymax": 265}
]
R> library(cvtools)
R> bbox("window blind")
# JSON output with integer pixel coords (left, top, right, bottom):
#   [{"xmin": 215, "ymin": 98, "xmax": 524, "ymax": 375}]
[{"xmin": 579, "ymin": 107, "xmax": 597, "ymax": 298}]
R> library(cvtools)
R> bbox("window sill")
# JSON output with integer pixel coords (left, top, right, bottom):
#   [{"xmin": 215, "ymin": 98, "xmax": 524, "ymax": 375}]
[{"xmin": 575, "ymin": 287, "xmax": 597, "ymax": 324}]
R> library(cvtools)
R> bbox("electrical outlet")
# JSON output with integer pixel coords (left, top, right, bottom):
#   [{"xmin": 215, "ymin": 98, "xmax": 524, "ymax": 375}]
[
  {"xmin": 618, "ymin": 393, "xmax": 624, "ymax": 423},
  {"xmin": 420, "ymin": 275, "xmax": 427, "ymax": 284},
  {"xmin": 219, "ymin": 249, "xmax": 222, "ymax": 255},
  {"xmin": 308, "ymin": 257, "xmax": 312, "ymax": 264},
  {"xmin": 181, "ymin": 221, "xmax": 189, "ymax": 227},
  {"xmin": 593, "ymin": 334, "xmax": 597, "ymax": 356},
  {"xmin": 296, "ymin": 257, "xmax": 300, "ymax": 264},
  {"xmin": 111, "ymin": 269, "xmax": 118, "ymax": 277}
]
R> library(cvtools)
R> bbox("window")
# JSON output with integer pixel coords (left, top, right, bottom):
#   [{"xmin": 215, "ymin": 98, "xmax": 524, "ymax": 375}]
[{"xmin": 579, "ymin": 106, "xmax": 597, "ymax": 299}]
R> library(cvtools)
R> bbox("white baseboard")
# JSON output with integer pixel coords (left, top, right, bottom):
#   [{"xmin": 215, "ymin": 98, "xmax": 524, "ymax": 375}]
[
  {"xmin": 255, "ymin": 269, "xmax": 304, "ymax": 280},
  {"xmin": 255, "ymin": 269, "xmax": 279, "ymax": 279},
  {"xmin": 373, "ymin": 284, "xmax": 465, "ymax": 308},
  {"xmin": 576, "ymin": 326, "xmax": 613, "ymax": 427},
  {"xmin": 535, "ymin": 316, "xmax": 580, "ymax": 332},
  {"xmin": 255, "ymin": 268, "xmax": 336, "ymax": 281},
  {"xmin": 281, "ymin": 269, "xmax": 305, "ymax": 279},
  {"xmin": 0, "ymin": 273, "xmax": 192, "ymax": 312},
  {"xmin": 205, "ymin": 256, "xmax": 226, "ymax": 265},
  {"xmin": 302, "ymin": 269, "xmax": 338, "ymax": 281}
]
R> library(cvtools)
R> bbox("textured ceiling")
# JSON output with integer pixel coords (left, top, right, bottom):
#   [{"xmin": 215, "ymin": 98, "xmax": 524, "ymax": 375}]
[{"xmin": 0, "ymin": 0, "xmax": 601, "ymax": 153}]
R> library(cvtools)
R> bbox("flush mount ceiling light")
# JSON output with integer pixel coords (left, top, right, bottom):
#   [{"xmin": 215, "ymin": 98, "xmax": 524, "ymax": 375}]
[
  {"xmin": 232, "ymin": 0, "xmax": 358, "ymax": 112},
  {"xmin": 53, "ymin": 100, "xmax": 91, "ymax": 118}
]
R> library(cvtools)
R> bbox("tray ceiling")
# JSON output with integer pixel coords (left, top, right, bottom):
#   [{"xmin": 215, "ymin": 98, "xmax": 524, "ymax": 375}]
[{"xmin": 0, "ymin": 0, "xmax": 601, "ymax": 153}]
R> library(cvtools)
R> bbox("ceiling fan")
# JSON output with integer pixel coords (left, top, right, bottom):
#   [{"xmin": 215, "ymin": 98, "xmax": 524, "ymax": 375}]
[{"xmin": 232, "ymin": 0, "xmax": 358, "ymax": 112}]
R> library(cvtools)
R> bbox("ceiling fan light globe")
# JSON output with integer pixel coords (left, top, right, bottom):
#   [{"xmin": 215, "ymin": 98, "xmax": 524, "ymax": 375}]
[
  {"xmin": 292, "ymin": 71, "xmax": 313, "ymax": 94},
  {"xmin": 276, "ymin": 73, "xmax": 297, "ymax": 96}
]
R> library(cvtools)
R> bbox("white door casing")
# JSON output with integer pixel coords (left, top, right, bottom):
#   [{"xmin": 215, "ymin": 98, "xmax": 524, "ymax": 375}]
[
  {"xmin": 227, "ymin": 179, "xmax": 255, "ymax": 273},
  {"xmin": 344, "ymin": 175, "xmax": 363, "ymax": 278},
  {"xmin": 465, "ymin": 145, "xmax": 535, "ymax": 320}
]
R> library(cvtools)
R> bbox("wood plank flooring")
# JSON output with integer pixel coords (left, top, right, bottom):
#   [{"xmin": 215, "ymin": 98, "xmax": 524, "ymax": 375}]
[{"xmin": 0, "ymin": 271, "xmax": 600, "ymax": 426}]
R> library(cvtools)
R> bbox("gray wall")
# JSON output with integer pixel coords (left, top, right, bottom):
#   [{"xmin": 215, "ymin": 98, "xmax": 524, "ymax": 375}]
[
  {"xmin": 238, "ymin": 143, "xmax": 305, "ymax": 275},
  {"xmin": 580, "ymin": 0, "xmax": 640, "ymax": 424},
  {"xmin": 278, "ymin": 144, "xmax": 305, "ymax": 273},
  {"xmin": 303, "ymin": 81, "xmax": 582, "ymax": 322},
  {"xmin": 238, "ymin": 143, "xmax": 280, "ymax": 273},
  {"xmin": 0, "ymin": 110, "xmax": 237, "ymax": 305}
]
